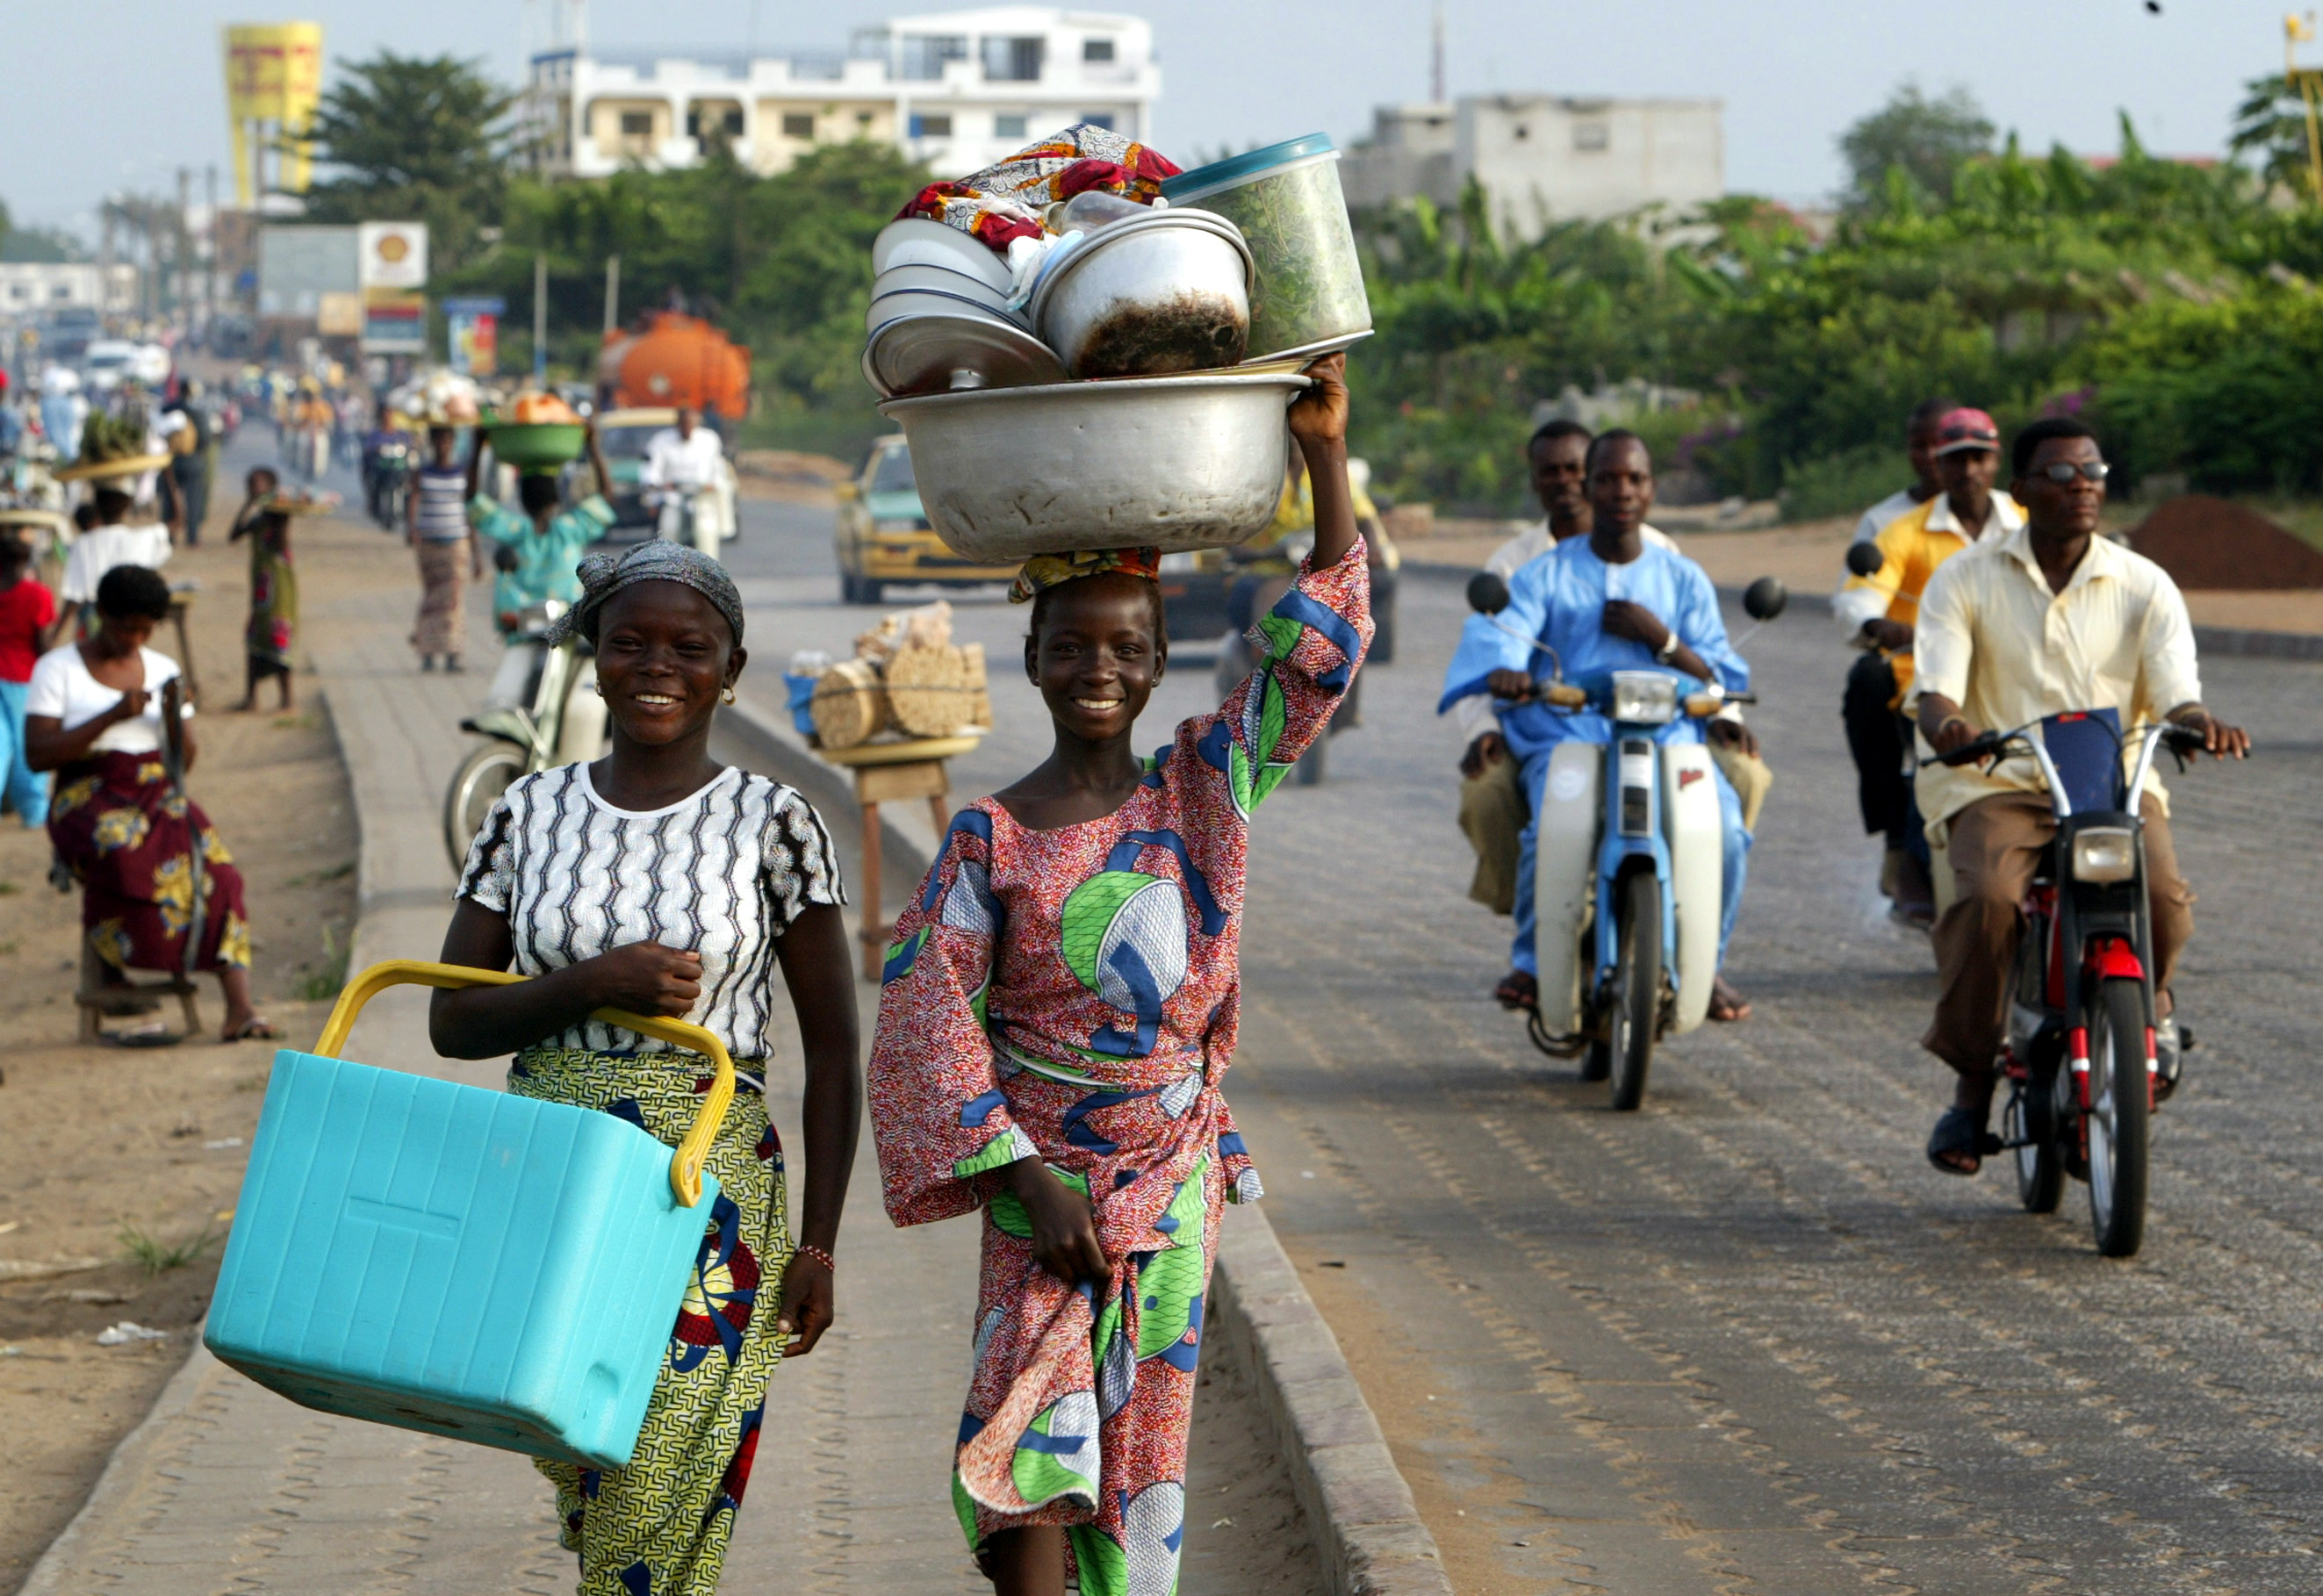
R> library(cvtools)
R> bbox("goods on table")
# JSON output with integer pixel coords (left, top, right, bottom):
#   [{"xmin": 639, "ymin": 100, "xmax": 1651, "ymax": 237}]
[
  {"xmin": 1160, "ymin": 133, "xmax": 1372, "ymax": 363},
  {"xmin": 810, "ymin": 658, "xmax": 890, "ymax": 750},
  {"xmin": 853, "ymin": 600, "xmax": 953, "ymax": 664},
  {"xmin": 885, "ymin": 641, "xmax": 990, "ymax": 737}
]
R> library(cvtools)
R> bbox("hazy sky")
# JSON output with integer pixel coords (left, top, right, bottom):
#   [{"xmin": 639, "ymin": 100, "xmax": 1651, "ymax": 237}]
[{"xmin": 0, "ymin": 0, "xmax": 2292, "ymax": 235}]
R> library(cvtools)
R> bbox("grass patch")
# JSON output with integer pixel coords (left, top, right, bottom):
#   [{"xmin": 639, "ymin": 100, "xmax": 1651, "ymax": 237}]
[
  {"xmin": 271, "ymin": 711, "xmax": 321, "ymax": 730},
  {"xmin": 0, "ymin": 880, "xmax": 18, "ymax": 895},
  {"xmin": 294, "ymin": 923, "xmax": 350, "ymax": 1002},
  {"xmin": 117, "ymin": 1219, "xmax": 220, "ymax": 1276}
]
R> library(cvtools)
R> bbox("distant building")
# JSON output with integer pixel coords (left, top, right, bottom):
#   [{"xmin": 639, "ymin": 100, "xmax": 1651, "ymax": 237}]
[
  {"xmin": 526, "ymin": 6, "xmax": 1159, "ymax": 182},
  {"xmin": 1342, "ymin": 95, "xmax": 1723, "ymax": 236},
  {"xmin": 0, "ymin": 262, "xmax": 138, "ymax": 320}
]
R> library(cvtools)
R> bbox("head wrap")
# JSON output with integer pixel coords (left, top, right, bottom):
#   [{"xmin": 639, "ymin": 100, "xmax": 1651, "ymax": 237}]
[
  {"xmin": 1007, "ymin": 546, "xmax": 1162, "ymax": 605},
  {"xmin": 550, "ymin": 541, "xmax": 746, "ymax": 647}
]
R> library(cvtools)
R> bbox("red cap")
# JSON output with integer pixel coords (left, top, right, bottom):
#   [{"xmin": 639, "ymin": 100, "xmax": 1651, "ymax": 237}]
[{"xmin": 1933, "ymin": 406, "xmax": 1999, "ymax": 456}]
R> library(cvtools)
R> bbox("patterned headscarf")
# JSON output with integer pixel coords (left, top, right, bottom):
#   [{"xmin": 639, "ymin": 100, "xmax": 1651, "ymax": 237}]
[
  {"xmin": 550, "ymin": 541, "xmax": 746, "ymax": 646},
  {"xmin": 1006, "ymin": 546, "xmax": 1162, "ymax": 604},
  {"xmin": 898, "ymin": 123, "xmax": 1181, "ymax": 253}
]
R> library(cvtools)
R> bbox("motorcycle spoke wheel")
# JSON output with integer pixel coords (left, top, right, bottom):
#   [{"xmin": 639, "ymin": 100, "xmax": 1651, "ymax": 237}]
[
  {"xmin": 2009, "ymin": 1076, "xmax": 2065, "ymax": 1214},
  {"xmin": 2086, "ymin": 977, "xmax": 2152, "ymax": 1258},
  {"xmin": 1607, "ymin": 871, "xmax": 1661, "ymax": 1112},
  {"xmin": 443, "ymin": 744, "xmax": 525, "ymax": 873}
]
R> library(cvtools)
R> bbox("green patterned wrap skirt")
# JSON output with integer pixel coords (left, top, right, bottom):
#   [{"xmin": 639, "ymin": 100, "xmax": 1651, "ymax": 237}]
[{"xmin": 507, "ymin": 1046, "xmax": 791, "ymax": 1596}]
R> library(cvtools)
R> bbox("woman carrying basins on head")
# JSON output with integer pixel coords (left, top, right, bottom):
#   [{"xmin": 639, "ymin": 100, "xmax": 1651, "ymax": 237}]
[
  {"xmin": 867, "ymin": 356, "xmax": 1369, "ymax": 1596},
  {"xmin": 431, "ymin": 543, "xmax": 862, "ymax": 1596}
]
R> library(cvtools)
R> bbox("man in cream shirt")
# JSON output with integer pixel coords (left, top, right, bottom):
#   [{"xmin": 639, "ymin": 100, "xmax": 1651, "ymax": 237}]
[{"xmin": 1910, "ymin": 416, "xmax": 2247, "ymax": 1175}]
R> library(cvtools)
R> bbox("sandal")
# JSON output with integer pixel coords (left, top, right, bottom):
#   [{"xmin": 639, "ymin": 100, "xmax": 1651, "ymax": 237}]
[
  {"xmin": 221, "ymin": 1016, "xmax": 280, "ymax": 1043},
  {"xmin": 1926, "ymin": 1106, "xmax": 1998, "ymax": 1176},
  {"xmin": 1493, "ymin": 970, "xmax": 1537, "ymax": 1011},
  {"xmin": 1708, "ymin": 977, "xmax": 1752, "ymax": 1023}
]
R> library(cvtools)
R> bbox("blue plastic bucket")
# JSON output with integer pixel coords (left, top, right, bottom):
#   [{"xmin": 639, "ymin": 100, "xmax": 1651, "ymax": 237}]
[{"xmin": 205, "ymin": 961, "xmax": 732, "ymax": 1469}]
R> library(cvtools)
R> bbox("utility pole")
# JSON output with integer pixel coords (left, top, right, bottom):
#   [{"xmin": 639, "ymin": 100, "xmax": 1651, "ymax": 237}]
[
  {"xmin": 534, "ymin": 251, "xmax": 550, "ymax": 383},
  {"xmin": 602, "ymin": 254, "xmax": 621, "ymax": 336},
  {"xmin": 176, "ymin": 168, "xmax": 191, "ymax": 328},
  {"xmin": 205, "ymin": 164, "xmax": 218, "ymax": 331},
  {"xmin": 1431, "ymin": 1, "xmax": 1446, "ymax": 104}
]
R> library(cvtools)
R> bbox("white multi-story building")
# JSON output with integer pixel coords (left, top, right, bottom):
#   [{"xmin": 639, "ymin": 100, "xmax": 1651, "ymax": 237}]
[
  {"xmin": 0, "ymin": 262, "xmax": 139, "ymax": 319},
  {"xmin": 1342, "ymin": 95, "xmax": 1723, "ymax": 237},
  {"xmin": 527, "ymin": 6, "xmax": 1159, "ymax": 182}
]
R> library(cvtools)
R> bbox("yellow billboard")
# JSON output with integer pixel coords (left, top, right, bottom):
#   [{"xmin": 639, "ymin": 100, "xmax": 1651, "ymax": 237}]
[{"xmin": 224, "ymin": 23, "xmax": 324, "ymax": 206}]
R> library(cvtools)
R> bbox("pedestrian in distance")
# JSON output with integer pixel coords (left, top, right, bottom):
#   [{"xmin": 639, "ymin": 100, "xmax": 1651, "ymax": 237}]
[
  {"xmin": 228, "ymin": 468, "xmax": 298, "ymax": 714},
  {"xmin": 867, "ymin": 355, "xmax": 1369, "ymax": 1596},
  {"xmin": 0, "ymin": 532, "xmax": 57, "ymax": 825},
  {"xmin": 430, "ymin": 541, "xmax": 860, "ymax": 1596},
  {"xmin": 25, "ymin": 563, "xmax": 275, "ymax": 1041},
  {"xmin": 408, "ymin": 425, "xmax": 480, "ymax": 673},
  {"xmin": 1914, "ymin": 417, "xmax": 2247, "ymax": 1175}
]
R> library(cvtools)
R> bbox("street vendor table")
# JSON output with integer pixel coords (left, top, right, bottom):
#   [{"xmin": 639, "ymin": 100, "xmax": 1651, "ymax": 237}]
[{"xmin": 818, "ymin": 735, "xmax": 981, "ymax": 981}]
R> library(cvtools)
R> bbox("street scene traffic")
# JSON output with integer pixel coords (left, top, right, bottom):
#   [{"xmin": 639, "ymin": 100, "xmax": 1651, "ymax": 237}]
[{"xmin": 3, "ymin": 4, "xmax": 2321, "ymax": 1595}]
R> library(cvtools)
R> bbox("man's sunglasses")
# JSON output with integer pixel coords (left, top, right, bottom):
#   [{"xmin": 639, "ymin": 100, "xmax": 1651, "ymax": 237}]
[{"xmin": 2025, "ymin": 460, "xmax": 2110, "ymax": 485}]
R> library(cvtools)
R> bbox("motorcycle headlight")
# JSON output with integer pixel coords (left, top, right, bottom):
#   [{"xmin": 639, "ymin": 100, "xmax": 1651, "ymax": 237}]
[
  {"xmin": 1609, "ymin": 671, "xmax": 1679, "ymax": 725},
  {"xmin": 2070, "ymin": 826, "xmax": 2137, "ymax": 884}
]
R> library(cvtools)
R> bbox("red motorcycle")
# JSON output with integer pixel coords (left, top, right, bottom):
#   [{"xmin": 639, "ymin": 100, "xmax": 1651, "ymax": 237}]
[{"xmin": 1937, "ymin": 709, "xmax": 2215, "ymax": 1257}]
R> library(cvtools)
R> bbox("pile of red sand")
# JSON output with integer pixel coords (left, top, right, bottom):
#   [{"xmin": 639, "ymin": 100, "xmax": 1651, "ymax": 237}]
[{"xmin": 2127, "ymin": 495, "xmax": 2323, "ymax": 590}]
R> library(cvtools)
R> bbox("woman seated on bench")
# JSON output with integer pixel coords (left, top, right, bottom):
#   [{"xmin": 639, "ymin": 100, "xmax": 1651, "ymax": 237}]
[{"xmin": 25, "ymin": 564, "xmax": 274, "ymax": 1041}]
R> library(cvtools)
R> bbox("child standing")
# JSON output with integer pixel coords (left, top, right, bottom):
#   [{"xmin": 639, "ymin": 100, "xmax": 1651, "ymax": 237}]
[{"xmin": 0, "ymin": 534, "xmax": 55, "ymax": 824}]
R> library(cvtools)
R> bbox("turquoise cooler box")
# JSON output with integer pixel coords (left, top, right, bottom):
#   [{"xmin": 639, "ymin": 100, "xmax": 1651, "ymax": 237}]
[{"xmin": 204, "ymin": 961, "xmax": 731, "ymax": 1470}]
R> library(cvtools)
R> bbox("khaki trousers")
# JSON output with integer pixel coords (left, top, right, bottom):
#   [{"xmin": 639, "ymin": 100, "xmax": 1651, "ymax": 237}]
[{"xmin": 1924, "ymin": 790, "xmax": 2195, "ymax": 1076}]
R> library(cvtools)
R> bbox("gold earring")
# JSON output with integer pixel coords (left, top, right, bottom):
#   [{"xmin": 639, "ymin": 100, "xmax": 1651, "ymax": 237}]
[{"xmin": 722, "ymin": 687, "xmax": 737, "ymax": 704}]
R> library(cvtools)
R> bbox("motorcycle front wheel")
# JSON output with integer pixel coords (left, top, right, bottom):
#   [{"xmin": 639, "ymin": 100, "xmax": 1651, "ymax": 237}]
[
  {"xmin": 443, "ymin": 742, "xmax": 525, "ymax": 872},
  {"xmin": 1606, "ymin": 869, "xmax": 1661, "ymax": 1112},
  {"xmin": 2008, "ymin": 1068, "xmax": 2066, "ymax": 1214},
  {"xmin": 2086, "ymin": 975, "xmax": 2152, "ymax": 1257}
]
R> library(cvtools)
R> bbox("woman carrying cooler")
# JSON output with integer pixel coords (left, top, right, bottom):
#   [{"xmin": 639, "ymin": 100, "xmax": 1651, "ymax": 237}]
[
  {"xmin": 431, "ymin": 543, "xmax": 861, "ymax": 1596},
  {"xmin": 867, "ymin": 356, "xmax": 1367, "ymax": 1596}
]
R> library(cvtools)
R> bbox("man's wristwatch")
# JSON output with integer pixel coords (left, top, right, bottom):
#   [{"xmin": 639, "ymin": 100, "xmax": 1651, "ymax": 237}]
[{"xmin": 1655, "ymin": 630, "xmax": 1680, "ymax": 664}]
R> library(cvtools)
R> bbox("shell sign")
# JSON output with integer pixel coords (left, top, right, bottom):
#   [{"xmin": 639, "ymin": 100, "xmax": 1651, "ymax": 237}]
[{"xmin": 358, "ymin": 222, "xmax": 428, "ymax": 290}]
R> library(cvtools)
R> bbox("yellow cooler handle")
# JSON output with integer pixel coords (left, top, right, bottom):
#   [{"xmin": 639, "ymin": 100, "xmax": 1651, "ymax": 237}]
[{"xmin": 315, "ymin": 959, "xmax": 736, "ymax": 1208}]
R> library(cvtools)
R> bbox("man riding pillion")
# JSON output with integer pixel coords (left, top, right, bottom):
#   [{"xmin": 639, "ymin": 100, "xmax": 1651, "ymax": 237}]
[
  {"xmin": 1455, "ymin": 421, "xmax": 1773, "ymax": 950},
  {"xmin": 1837, "ymin": 406, "xmax": 2025, "ymax": 927},
  {"xmin": 1911, "ymin": 416, "xmax": 2247, "ymax": 1176},
  {"xmin": 1441, "ymin": 431, "xmax": 1757, "ymax": 1024},
  {"xmin": 640, "ymin": 406, "xmax": 730, "ymax": 558}
]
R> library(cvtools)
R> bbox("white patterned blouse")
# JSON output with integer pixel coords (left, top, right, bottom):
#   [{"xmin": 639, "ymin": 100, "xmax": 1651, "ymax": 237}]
[{"xmin": 456, "ymin": 762, "xmax": 845, "ymax": 1083}]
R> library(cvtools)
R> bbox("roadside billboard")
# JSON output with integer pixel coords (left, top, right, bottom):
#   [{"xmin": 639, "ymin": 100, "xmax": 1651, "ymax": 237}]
[
  {"xmin": 223, "ymin": 22, "xmax": 323, "ymax": 207},
  {"xmin": 363, "ymin": 290, "xmax": 427, "ymax": 354},
  {"xmin": 443, "ymin": 296, "xmax": 505, "ymax": 377},
  {"xmin": 257, "ymin": 225, "xmax": 357, "ymax": 317}
]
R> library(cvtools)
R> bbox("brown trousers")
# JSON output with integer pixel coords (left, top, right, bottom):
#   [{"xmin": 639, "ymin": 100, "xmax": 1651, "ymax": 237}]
[{"xmin": 1924, "ymin": 790, "xmax": 2195, "ymax": 1075}]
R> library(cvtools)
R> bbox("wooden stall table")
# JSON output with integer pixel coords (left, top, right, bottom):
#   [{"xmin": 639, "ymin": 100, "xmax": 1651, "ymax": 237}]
[{"xmin": 818, "ymin": 734, "xmax": 982, "ymax": 981}]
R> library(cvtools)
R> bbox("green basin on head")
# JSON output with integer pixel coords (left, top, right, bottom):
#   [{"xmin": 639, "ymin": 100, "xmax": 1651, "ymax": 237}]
[{"xmin": 488, "ymin": 422, "xmax": 587, "ymax": 471}]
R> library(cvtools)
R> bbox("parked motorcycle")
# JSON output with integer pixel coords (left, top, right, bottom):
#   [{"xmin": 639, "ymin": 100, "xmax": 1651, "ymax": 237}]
[
  {"xmin": 441, "ymin": 600, "xmax": 611, "ymax": 868},
  {"xmin": 1469, "ymin": 572, "xmax": 1787, "ymax": 1108},
  {"xmin": 1936, "ymin": 710, "xmax": 2219, "ymax": 1257}
]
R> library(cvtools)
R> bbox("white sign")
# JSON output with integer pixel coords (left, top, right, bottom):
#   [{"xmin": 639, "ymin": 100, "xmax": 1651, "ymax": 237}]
[{"xmin": 358, "ymin": 221, "xmax": 428, "ymax": 289}]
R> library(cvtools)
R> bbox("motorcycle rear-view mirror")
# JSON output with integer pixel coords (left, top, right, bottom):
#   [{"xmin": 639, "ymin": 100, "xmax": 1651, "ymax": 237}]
[
  {"xmin": 1742, "ymin": 576, "xmax": 1788, "ymax": 622},
  {"xmin": 1845, "ymin": 541, "xmax": 1887, "ymax": 579},
  {"xmin": 1467, "ymin": 571, "xmax": 1512, "ymax": 615}
]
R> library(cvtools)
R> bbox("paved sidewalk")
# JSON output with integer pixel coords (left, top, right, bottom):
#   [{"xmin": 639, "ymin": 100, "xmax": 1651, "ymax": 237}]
[{"xmin": 24, "ymin": 514, "xmax": 980, "ymax": 1595}]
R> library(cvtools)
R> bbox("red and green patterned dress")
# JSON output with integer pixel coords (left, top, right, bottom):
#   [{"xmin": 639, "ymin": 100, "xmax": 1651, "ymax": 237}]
[{"xmin": 868, "ymin": 542, "xmax": 1370, "ymax": 1592}]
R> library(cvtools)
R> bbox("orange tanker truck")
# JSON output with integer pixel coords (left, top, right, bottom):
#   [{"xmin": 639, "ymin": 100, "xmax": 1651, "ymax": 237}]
[{"xmin": 597, "ymin": 311, "xmax": 752, "ymax": 421}]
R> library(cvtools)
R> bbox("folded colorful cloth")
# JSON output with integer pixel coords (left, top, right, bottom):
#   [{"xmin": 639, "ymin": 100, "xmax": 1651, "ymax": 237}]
[
  {"xmin": 899, "ymin": 124, "xmax": 1181, "ymax": 254},
  {"xmin": 1007, "ymin": 546, "xmax": 1162, "ymax": 605}
]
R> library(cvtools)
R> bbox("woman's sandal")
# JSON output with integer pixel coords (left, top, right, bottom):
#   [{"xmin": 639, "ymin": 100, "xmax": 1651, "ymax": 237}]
[
  {"xmin": 1493, "ymin": 971, "xmax": 1538, "ymax": 1011},
  {"xmin": 1707, "ymin": 978, "xmax": 1752, "ymax": 1023},
  {"xmin": 222, "ymin": 1017, "xmax": 280, "ymax": 1043},
  {"xmin": 1926, "ymin": 1106, "xmax": 1999, "ymax": 1176}
]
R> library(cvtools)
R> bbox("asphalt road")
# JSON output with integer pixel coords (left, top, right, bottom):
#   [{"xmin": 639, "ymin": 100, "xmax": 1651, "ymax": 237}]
[{"xmin": 725, "ymin": 491, "xmax": 2323, "ymax": 1595}]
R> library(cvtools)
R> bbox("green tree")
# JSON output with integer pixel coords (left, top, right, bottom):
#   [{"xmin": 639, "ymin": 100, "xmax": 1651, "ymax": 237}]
[
  {"xmin": 298, "ymin": 50, "xmax": 515, "ymax": 270},
  {"xmin": 1838, "ymin": 83, "xmax": 1996, "ymax": 208},
  {"xmin": 2230, "ymin": 73, "xmax": 2323, "ymax": 199}
]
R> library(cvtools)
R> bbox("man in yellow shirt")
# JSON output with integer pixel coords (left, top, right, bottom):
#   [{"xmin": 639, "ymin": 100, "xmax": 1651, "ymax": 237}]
[
  {"xmin": 1835, "ymin": 407, "xmax": 2023, "ymax": 924},
  {"xmin": 1910, "ymin": 416, "xmax": 2247, "ymax": 1175}
]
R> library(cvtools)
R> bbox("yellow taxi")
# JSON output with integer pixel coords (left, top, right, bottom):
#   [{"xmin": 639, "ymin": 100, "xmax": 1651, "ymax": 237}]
[{"xmin": 833, "ymin": 434, "xmax": 1016, "ymax": 604}]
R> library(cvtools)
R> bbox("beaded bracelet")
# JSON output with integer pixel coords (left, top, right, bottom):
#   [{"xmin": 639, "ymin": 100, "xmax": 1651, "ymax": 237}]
[{"xmin": 792, "ymin": 1243, "xmax": 836, "ymax": 1273}]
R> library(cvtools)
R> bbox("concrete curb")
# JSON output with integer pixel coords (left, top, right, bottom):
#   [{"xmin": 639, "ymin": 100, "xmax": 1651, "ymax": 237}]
[
  {"xmin": 1410, "ymin": 557, "xmax": 2323, "ymax": 661},
  {"xmin": 1212, "ymin": 1207, "xmax": 1455, "ymax": 1596},
  {"xmin": 715, "ymin": 694, "xmax": 1449, "ymax": 1596}
]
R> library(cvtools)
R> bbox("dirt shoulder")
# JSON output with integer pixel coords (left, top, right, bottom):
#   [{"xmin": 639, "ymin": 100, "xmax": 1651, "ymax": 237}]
[{"xmin": 0, "ymin": 504, "xmax": 379, "ymax": 1593}]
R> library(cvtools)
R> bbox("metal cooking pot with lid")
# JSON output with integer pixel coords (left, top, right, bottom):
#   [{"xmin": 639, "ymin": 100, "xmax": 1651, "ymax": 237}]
[
  {"xmin": 1028, "ymin": 210, "xmax": 1254, "ymax": 380},
  {"xmin": 879, "ymin": 370, "xmax": 1309, "ymax": 563}
]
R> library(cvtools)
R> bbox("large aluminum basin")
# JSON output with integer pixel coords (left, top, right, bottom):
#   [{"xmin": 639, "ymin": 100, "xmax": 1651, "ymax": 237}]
[{"xmin": 880, "ymin": 371, "xmax": 1308, "ymax": 562}]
